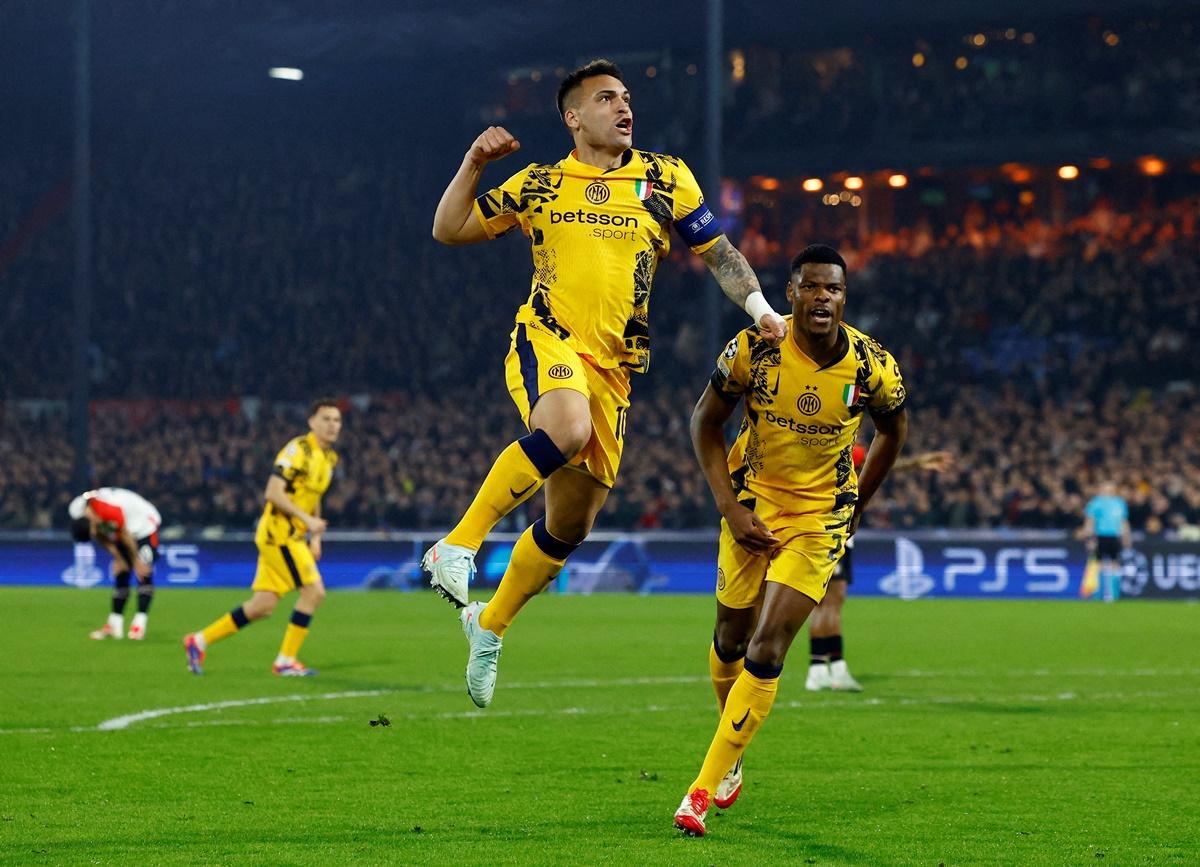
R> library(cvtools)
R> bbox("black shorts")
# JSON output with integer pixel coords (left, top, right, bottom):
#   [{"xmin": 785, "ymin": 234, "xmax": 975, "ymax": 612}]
[
  {"xmin": 1095, "ymin": 536, "xmax": 1122, "ymax": 560},
  {"xmin": 831, "ymin": 545, "xmax": 853, "ymax": 584}
]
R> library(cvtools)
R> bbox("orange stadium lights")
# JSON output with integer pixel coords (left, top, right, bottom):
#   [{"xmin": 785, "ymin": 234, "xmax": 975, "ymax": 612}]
[
  {"xmin": 802, "ymin": 178, "xmax": 824, "ymax": 192},
  {"xmin": 759, "ymin": 177, "xmax": 780, "ymax": 191},
  {"xmin": 955, "ymin": 56, "xmax": 969, "ymax": 70},
  {"xmin": 1138, "ymin": 156, "xmax": 1167, "ymax": 176},
  {"xmin": 1089, "ymin": 157, "xmax": 1112, "ymax": 170},
  {"xmin": 1002, "ymin": 163, "xmax": 1033, "ymax": 184},
  {"xmin": 887, "ymin": 173, "xmax": 909, "ymax": 188},
  {"xmin": 844, "ymin": 176, "xmax": 864, "ymax": 190},
  {"xmin": 911, "ymin": 52, "xmax": 926, "ymax": 68},
  {"xmin": 1057, "ymin": 165, "xmax": 1080, "ymax": 180}
]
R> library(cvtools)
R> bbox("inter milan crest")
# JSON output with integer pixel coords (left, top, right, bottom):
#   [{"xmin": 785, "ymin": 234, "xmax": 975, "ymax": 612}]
[
  {"xmin": 797, "ymin": 385, "xmax": 821, "ymax": 416},
  {"xmin": 585, "ymin": 181, "xmax": 610, "ymax": 204},
  {"xmin": 548, "ymin": 364, "xmax": 573, "ymax": 380}
]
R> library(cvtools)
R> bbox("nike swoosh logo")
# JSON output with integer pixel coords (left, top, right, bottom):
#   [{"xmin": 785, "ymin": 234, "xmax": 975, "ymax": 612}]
[
  {"xmin": 732, "ymin": 709, "xmax": 750, "ymax": 731},
  {"xmin": 510, "ymin": 481, "xmax": 537, "ymax": 499}
]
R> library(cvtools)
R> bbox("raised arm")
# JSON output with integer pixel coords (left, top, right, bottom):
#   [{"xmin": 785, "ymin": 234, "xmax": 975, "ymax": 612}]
[
  {"xmin": 690, "ymin": 384, "xmax": 779, "ymax": 554},
  {"xmin": 851, "ymin": 408, "xmax": 908, "ymax": 535},
  {"xmin": 698, "ymin": 237, "xmax": 788, "ymax": 345},
  {"xmin": 432, "ymin": 126, "xmax": 521, "ymax": 245}
]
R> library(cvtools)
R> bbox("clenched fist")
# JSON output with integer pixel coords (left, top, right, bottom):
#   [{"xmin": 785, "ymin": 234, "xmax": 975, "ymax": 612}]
[{"xmin": 467, "ymin": 126, "xmax": 521, "ymax": 168}]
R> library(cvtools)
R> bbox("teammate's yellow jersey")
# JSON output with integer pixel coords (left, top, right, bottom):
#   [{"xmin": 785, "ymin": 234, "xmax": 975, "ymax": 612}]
[
  {"xmin": 474, "ymin": 148, "xmax": 724, "ymax": 373},
  {"xmin": 255, "ymin": 432, "xmax": 338, "ymax": 545},
  {"xmin": 710, "ymin": 317, "xmax": 906, "ymax": 528}
]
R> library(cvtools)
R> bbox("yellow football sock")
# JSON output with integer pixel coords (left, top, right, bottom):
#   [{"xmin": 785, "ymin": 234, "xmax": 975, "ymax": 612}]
[
  {"xmin": 710, "ymin": 641, "xmax": 744, "ymax": 713},
  {"xmin": 445, "ymin": 431, "xmax": 567, "ymax": 552},
  {"xmin": 199, "ymin": 606, "xmax": 247, "ymax": 647},
  {"xmin": 479, "ymin": 519, "xmax": 576, "ymax": 637},
  {"xmin": 689, "ymin": 666, "xmax": 780, "ymax": 794},
  {"xmin": 279, "ymin": 611, "xmax": 313, "ymax": 660}
]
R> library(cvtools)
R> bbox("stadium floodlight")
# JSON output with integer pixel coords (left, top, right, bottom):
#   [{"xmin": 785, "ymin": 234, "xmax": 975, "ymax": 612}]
[
  {"xmin": 1138, "ymin": 156, "xmax": 1166, "ymax": 176},
  {"xmin": 269, "ymin": 67, "xmax": 304, "ymax": 81},
  {"xmin": 888, "ymin": 173, "xmax": 908, "ymax": 188},
  {"xmin": 1058, "ymin": 165, "xmax": 1080, "ymax": 180},
  {"xmin": 802, "ymin": 178, "xmax": 823, "ymax": 192},
  {"xmin": 845, "ymin": 176, "xmax": 864, "ymax": 190}
]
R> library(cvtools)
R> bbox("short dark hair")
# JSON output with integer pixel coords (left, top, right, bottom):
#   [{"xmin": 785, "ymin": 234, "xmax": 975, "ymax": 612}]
[
  {"xmin": 308, "ymin": 397, "xmax": 340, "ymax": 418},
  {"xmin": 556, "ymin": 59, "xmax": 624, "ymax": 117},
  {"xmin": 70, "ymin": 516, "xmax": 92, "ymax": 542},
  {"xmin": 790, "ymin": 244, "xmax": 847, "ymax": 275}
]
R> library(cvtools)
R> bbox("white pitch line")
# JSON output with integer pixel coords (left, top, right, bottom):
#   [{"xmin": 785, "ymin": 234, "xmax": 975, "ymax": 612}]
[
  {"xmin": 20, "ymin": 665, "xmax": 1200, "ymax": 735},
  {"xmin": 82, "ymin": 687, "xmax": 1197, "ymax": 734},
  {"xmin": 95, "ymin": 689, "xmax": 390, "ymax": 731}
]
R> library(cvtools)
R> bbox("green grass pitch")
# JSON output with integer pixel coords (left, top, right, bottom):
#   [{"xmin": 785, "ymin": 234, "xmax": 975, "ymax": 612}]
[{"xmin": 1, "ymin": 587, "xmax": 1197, "ymax": 865}]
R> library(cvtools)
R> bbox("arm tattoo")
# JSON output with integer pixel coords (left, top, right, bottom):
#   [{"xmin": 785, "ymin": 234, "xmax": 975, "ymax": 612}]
[{"xmin": 700, "ymin": 236, "xmax": 762, "ymax": 308}]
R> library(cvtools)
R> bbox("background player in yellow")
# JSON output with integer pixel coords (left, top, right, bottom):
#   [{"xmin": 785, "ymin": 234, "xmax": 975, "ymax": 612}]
[
  {"xmin": 673, "ymin": 245, "xmax": 908, "ymax": 837},
  {"xmin": 183, "ymin": 399, "xmax": 342, "ymax": 677},
  {"xmin": 426, "ymin": 59, "xmax": 788, "ymax": 708}
]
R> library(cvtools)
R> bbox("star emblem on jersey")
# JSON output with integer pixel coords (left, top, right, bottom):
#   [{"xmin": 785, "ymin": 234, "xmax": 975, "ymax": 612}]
[
  {"xmin": 797, "ymin": 385, "xmax": 821, "ymax": 416},
  {"xmin": 585, "ymin": 181, "xmax": 610, "ymax": 204}
]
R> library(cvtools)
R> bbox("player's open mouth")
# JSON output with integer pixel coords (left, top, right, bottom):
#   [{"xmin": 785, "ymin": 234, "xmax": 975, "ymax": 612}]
[
  {"xmin": 810, "ymin": 308, "xmax": 832, "ymax": 323},
  {"xmin": 616, "ymin": 119, "xmax": 632, "ymax": 134}
]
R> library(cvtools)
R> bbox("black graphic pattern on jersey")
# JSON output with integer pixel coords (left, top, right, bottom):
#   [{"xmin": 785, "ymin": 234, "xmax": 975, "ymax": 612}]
[
  {"xmin": 835, "ymin": 443, "xmax": 853, "ymax": 489},
  {"xmin": 529, "ymin": 283, "xmax": 570, "ymax": 339},
  {"xmin": 520, "ymin": 164, "xmax": 563, "ymax": 216},
  {"xmin": 636, "ymin": 152, "xmax": 678, "ymax": 225},
  {"xmin": 747, "ymin": 335, "xmax": 782, "ymax": 407},
  {"xmin": 622, "ymin": 249, "xmax": 655, "ymax": 367},
  {"xmin": 850, "ymin": 337, "xmax": 873, "ymax": 419},
  {"xmin": 533, "ymin": 247, "xmax": 557, "ymax": 287}
]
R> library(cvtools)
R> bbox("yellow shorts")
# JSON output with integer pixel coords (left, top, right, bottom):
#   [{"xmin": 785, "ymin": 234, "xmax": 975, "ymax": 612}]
[
  {"xmin": 505, "ymin": 322, "xmax": 631, "ymax": 488},
  {"xmin": 715, "ymin": 519, "xmax": 845, "ymax": 609},
  {"xmin": 251, "ymin": 540, "xmax": 320, "ymax": 595}
]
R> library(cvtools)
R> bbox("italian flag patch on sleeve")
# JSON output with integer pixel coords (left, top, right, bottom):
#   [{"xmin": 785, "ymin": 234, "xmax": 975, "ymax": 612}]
[{"xmin": 843, "ymin": 383, "xmax": 860, "ymax": 405}]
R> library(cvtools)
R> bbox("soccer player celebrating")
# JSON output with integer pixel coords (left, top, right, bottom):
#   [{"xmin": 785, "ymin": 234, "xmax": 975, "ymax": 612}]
[
  {"xmin": 183, "ymin": 399, "xmax": 341, "ymax": 676},
  {"xmin": 426, "ymin": 59, "xmax": 787, "ymax": 708},
  {"xmin": 673, "ymin": 245, "xmax": 907, "ymax": 837},
  {"xmin": 69, "ymin": 487, "xmax": 162, "ymax": 640}
]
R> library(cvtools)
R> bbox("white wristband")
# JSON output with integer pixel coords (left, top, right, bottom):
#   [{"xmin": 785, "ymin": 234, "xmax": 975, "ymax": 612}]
[{"xmin": 744, "ymin": 291, "xmax": 777, "ymax": 326}]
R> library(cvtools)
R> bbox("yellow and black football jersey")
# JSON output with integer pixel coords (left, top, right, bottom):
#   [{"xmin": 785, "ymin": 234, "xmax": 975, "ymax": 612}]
[
  {"xmin": 255, "ymin": 432, "xmax": 338, "ymax": 545},
  {"xmin": 710, "ymin": 317, "xmax": 906, "ymax": 529},
  {"xmin": 474, "ymin": 148, "xmax": 723, "ymax": 373}
]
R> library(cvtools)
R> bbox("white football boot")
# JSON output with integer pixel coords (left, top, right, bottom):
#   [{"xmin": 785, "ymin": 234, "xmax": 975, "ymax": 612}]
[
  {"xmin": 460, "ymin": 602, "xmax": 502, "ymax": 708},
  {"xmin": 805, "ymin": 661, "xmax": 832, "ymax": 691},
  {"xmin": 714, "ymin": 757, "xmax": 744, "ymax": 809},
  {"xmin": 422, "ymin": 539, "xmax": 475, "ymax": 609},
  {"xmin": 90, "ymin": 614, "xmax": 124, "ymax": 640},
  {"xmin": 673, "ymin": 789, "xmax": 710, "ymax": 837},
  {"xmin": 829, "ymin": 659, "xmax": 864, "ymax": 691}
]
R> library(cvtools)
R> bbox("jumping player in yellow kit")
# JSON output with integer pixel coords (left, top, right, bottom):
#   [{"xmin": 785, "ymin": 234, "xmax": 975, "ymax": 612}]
[
  {"xmin": 183, "ymin": 399, "xmax": 341, "ymax": 676},
  {"xmin": 425, "ymin": 59, "xmax": 788, "ymax": 708},
  {"xmin": 673, "ymin": 245, "xmax": 908, "ymax": 836}
]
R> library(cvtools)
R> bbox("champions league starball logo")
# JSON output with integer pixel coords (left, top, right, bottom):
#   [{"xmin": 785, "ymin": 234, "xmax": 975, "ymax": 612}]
[
  {"xmin": 879, "ymin": 538, "xmax": 936, "ymax": 599},
  {"xmin": 1120, "ymin": 547, "xmax": 1150, "ymax": 596},
  {"xmin": 61, "ymin": 543, "xmax": 105, "ymax": 588}
]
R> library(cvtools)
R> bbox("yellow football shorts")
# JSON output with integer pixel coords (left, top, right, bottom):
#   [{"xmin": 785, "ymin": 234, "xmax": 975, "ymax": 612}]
[
  {"xmin": 715, "ymin": 519, "xmax": 844, "ymax": 609},
  {"xmin": 252, "ymin": 540, "xmax": 320, "ymax": 595},
  {"xmin": 504, "ymin": 322, "xmax": 631, "ymax": 488}
]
